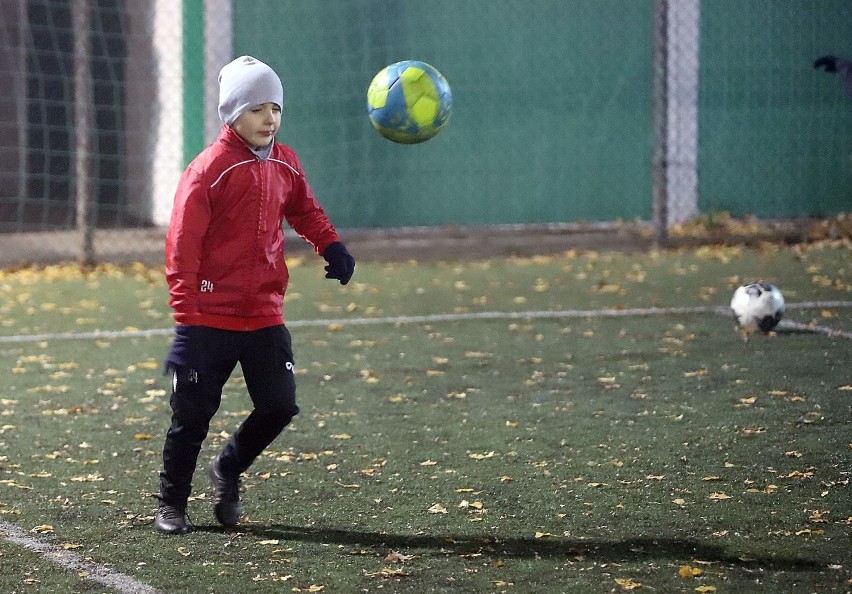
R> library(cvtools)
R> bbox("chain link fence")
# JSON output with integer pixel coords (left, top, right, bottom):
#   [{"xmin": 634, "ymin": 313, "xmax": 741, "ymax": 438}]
[
  {"xmin": 0, "ymin": 0, "xmax": 177, "ymax": 265},
  {"xmin": 0, "ymin": 1, "xmax": 849, "ymax": 266}
]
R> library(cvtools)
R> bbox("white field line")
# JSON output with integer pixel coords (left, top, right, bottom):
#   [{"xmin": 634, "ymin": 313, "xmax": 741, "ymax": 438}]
[
  {"xmin": 0, "ymin": 300, "xmax": 850, "ymax": 344},
  {"xmin": 777, "ymin": 319, "xmax": 852, "ymax": 339},
  {"xmin": 0, "ymin": 520, "xmax": 162, "ymax": 594}
]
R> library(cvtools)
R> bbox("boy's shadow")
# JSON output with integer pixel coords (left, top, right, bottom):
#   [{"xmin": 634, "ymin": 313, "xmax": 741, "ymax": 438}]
[{"xmin": 196, "ymin": 523, "xmax": 827, "ymax": 572}]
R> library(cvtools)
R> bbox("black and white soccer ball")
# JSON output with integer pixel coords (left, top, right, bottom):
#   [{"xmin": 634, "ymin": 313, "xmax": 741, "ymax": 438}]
[{"xmin": 730, "ymin": 281, "xmax": 785, "ymax": 333}]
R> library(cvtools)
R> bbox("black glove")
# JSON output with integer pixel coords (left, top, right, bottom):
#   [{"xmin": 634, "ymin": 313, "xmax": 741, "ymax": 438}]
[
  {"xmin": 814, "ymin": 55, "xmax": 838, "ymax": 73},
  {"xmin": 322, "ymin": 242, "xmax": 355, "ymax": 285}
]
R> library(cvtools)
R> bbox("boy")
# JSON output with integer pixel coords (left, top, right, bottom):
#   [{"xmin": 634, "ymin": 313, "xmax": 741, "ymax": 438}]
[{"xmin": 155, "ymin": 56, "xmax": 355, "ymax": 534}]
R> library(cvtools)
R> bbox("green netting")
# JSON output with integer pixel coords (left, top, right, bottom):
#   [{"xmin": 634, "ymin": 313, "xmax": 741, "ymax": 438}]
[
  {"xmin": 231, "ymin": 0, "xmax": 852, "ymax": 228},
  {"xmin": 698, "ymin": 0, "xmax": 852, "ymax": 218},
  {"xmin": 233, "ymin": 0, "xmax": 654, "ymax": 228}
]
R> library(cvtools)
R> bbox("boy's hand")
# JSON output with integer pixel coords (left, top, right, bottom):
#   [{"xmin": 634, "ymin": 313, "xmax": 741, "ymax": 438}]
[{"xmin": 322, "ymin": 242, "xmax": 355, "ymax": 285}]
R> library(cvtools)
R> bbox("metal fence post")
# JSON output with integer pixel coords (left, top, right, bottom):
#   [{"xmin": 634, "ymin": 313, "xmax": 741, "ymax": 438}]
[
  {"xmin": 651, "ymin": 0, "xmax": 669, "ymax": 248},
  {"xmin": 73, "ymin": 0, "xmax": 94, "ymax": 265}
]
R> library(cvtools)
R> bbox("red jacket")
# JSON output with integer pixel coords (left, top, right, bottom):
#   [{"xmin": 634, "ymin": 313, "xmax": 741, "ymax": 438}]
[{"xmin": 166, "ymin": 125, "xmax": 340, "ymax": 330}]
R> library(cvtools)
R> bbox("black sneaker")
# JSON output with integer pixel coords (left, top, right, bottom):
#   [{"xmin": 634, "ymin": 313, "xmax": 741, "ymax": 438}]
[
  {"xmin": 155, "ymin": 504, "xmax": 191, "ymax": 534},
  {"xmin": 208, "ymin": 454, "xmax": 242, "ymax": 528}
]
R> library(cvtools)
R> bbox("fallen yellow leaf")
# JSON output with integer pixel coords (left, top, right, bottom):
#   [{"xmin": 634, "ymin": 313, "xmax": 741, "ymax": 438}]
[
  {"xmin": 615, "ymin": 577, "xmax": 642, "ymax": 590},
  {"xmin": 678, "ymin": 565, "xmax": 703, "ymax": 578},
  {"xmin": 468, "ymin": 451, "xmax": 497, "ymax": 460},
  {"xmin": 708, "ymin": 492, "xmax": 732, "ymax": 500}
]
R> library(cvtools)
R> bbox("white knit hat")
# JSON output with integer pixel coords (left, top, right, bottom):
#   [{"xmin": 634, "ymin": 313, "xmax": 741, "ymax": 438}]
[{"xmin": 217, "ymin": 56, "xmax": 284, "ymax": 125}]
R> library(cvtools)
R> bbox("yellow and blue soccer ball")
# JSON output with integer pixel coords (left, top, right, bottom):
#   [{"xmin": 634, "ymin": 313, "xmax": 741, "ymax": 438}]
[{"xmin": 367, "ymin": 60, "xmax": 452, "ymax": 144}]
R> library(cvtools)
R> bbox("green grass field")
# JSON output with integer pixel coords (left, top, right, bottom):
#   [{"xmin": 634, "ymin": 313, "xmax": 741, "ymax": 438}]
[{"xmin": 0, "ymin": 241, "xmax": 850, "ymax": 593}]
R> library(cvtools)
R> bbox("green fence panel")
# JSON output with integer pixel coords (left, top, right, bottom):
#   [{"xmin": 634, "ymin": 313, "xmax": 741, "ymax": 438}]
[
  {"xmin": 182, "ymin": 0, "xmax": 206, "ymax": 168},
  {"xmin": 233, "ymin": 0, "xmax": 654, "ymax": 228},
  {"xmin": 229, "ymin": 1, "xmax": 851, "ymax": 229},
  {"xmin": 698, "ymin": 0, "xmax": 852, "ymax": 218}
]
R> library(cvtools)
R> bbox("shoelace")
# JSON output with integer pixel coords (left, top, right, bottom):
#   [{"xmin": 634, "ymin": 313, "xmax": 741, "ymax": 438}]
[{"xmin": 160, "ymin": 505, "xmax": 193, "ymax": 527}]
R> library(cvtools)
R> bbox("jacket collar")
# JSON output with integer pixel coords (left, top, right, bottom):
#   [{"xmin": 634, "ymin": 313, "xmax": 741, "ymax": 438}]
[
  {"xmin": 218, "ymin": 124, "xmax": 252, "ymax": 152},
  {"xmin": 217, "ymin": 124, "xmax": 278, "ymax": 161}
]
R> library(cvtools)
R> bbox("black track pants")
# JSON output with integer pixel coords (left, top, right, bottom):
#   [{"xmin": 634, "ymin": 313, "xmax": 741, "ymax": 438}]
[{"xmin": 158, "ymin": 325, "xmax": 298, "ymax": 507}]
